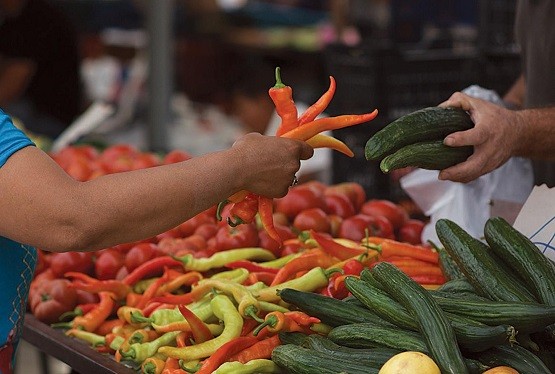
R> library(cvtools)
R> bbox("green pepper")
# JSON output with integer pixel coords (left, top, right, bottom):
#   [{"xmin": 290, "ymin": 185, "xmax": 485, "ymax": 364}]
[
  {"xmin": 158, "ymin": 295, "xmax": 243, "ymax": 361},
  {"xmin": 210, "ymin": 268, "xmax": 250, "ymax": 283},
  {"xmin": 212, "ymin": 359, "xmax": 281, "ymax": 373},
  {"xmin": 109, "ymin": 335, "xmax": 126, "ymax": 351},
  {"xmin": 256, "ymin": 267, "xmax": 338, "ymax": 303},
  {"xmin": 65, "ymin": 329, "xmax": 105, "ymax": 348},
  {"xmin": 131, "ymin": 307, "xmax": 183, "ymax": 325},
  {"xmin": 174, "ymin": 248, "xmax": 275, "ymax": 272},
  {"xmin": 119, "ymin": 330, "xmax": 180, "ymax": 363}
]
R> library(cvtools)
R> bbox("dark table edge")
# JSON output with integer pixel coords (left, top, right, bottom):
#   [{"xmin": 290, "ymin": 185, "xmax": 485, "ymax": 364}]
[{"xmin": 22, "ymin": 313, "xmax": 136, "ymax": 374}]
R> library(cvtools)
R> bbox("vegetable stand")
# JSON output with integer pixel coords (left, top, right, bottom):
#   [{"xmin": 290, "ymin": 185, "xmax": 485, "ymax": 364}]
[{"xmin": 23, "ymin": 313, "xmax": 136, "ymax": 374}]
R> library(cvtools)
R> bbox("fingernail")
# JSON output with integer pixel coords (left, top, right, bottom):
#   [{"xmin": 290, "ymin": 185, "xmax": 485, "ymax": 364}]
[
  {"xmin": 444, "ymin": 137, "xmax": 454, "ymax": 146},
  {"xmin": 438, "ymin": 172, "xmax": 447, "ymax": 180}
]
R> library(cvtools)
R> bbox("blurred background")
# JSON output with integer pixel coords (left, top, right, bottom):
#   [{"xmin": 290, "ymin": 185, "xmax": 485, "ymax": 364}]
[{"xmin": 3, "ymin": 0, "xmax": 519, "ymax": 203}]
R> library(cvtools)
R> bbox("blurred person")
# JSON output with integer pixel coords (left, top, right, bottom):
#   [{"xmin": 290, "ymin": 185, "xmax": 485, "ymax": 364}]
[
  {"xmin": 437, "ymin": 0, "xmax": 555, "ymax": 187},
  {"xmin": 224, "ymin": 57, "xmax": 333, "ymax": 184},
  {"xmin": 0, "ymin": 0, "xmax": 82, "ymax": 139},
  {"xmin": 0, "ymin": 108, "xmax": 313, "ymax": 372}
]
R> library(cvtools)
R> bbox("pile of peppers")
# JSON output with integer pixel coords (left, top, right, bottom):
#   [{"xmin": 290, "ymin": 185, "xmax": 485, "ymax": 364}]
[
  {"xmin": 216, "ymin": 67, "xmax": 378, "ymax": 247},
  {"xmin": 49, "ymin": 227, "xmax": 443, "ymax": 373}
]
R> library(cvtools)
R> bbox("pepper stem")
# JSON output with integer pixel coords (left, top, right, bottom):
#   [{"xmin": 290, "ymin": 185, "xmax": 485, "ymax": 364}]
[
  {"xmin": 130, "ymin": 311, "xmax": 153, "ymax": 324},
  {"xmin": 58, "ymin": 307, "xmax": 83, "ymax": 322},
  {"xmin": 252, "ymin": 316, "xmax": 276, "ymax": 336},
  {"xmin": 50, "ymin": 321, "xmax": 73, "ymax": 330},
  {"xmin": 273, "ymin": 67, "xmax": 286, "ymax": 89},
  {"xmin": 216, "ymin": 200, "xmax": 229, "ymax": 221},
  {"xmin": 324, "ymin": 268, "xmax": 344, "ymax": 279},
  {"xmin": 244, "ymin": 305, "xmax": 265, "ymax": 323},
  {"xmin": 226, "ymin": 216, "xmax": 244, "ymax": 227}
]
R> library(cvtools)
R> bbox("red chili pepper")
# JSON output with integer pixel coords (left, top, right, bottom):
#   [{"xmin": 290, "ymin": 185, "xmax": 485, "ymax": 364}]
[
  {"xmin": 298, "ymin": 75, "xmax": 336, "ymax": 125},
  {"xmin": 178, "ymin": 304, "xmax": 213, "ymax": 344},
  {"xmin": 162, "ymin": 357, "xmax": 186, "ymax": 374},
  {"xmin": 311, "ymin": 230, "xmax": 366, "ymax": 260},
  {"xmin": 326, "ymin": 274, "xmax": 350, "ymax": 299},
  {"xmin": 258, "ymin": 196, "xmax": 282, "ymax": 246},
  {"xmin": 195, "ymin": 336, "xmax": 259, "ymax": 374},
  {"xmin": 64, "ymin": 291, "xmax": 115, "ymax": 332},
  {"xmin": 142, "ymin": 302, "xmax": 175, "ymax": 317},
  {"xmin": 252, "ymin": 311, "xmax": 303, "ymax": 336},
  {"xmin": 240, "ymin": 318, "xmax": 260, "ymax": 337},
  {"xmin": 227, "ymin": 192, "xmax": 259, "ymax": 227},
  {"xmin": 270, "ymin": 249, "xmax": 337, "ymax": 286},
  {"xmin": 248, "ymin": 271, "xmax": 277, "ymax": 286},
  {"xmin": 284, "ymin": 311, "xmax": 321, "ymax": 327},
  {"xmin": 65, "ymin": 271, "xmax": 132, "ymax": 300},
  {"xmin": 282, "ymin": 110, "xmax": 378, "ymax": 141},
  {"xmin": 94, "ymin": 318, "xmax": 125, "ymax": 336},
  {"xmin": 175, "ymin": 331, "xmax": 190, "ymax": 348},
  {"xmin": 227, "ymin": 334, "xmax": 281, "ymax": 363},
  {"xmin": 270, "ymin": 67, "xmax": 299, "ymax": 136},
  {"xmin": 134, "ymin": 269, "xmax": 171, "ymax": 310},
  {"xmin": 148, "ymin": 293, "xmax": 195, "ymax": 306},
  {"xmin": 122, "ymin": 256, "xmax": 183, "ymax": 285},
  {"xmin": 225, "ymin": 260, "xmax": 280, "ymax": 274},
  {"xmin": 342, "ymin": 258, "xmax": 365, "ymax": 276},
  {"xmin": 375, "ymin": 239, "xmax": 439, "ymax": 264}
]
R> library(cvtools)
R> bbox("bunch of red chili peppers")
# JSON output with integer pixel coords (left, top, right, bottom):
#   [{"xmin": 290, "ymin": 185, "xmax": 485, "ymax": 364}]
[{"xmin": 217, "ymin": 67, "xmax": 378, "ymax": 246}]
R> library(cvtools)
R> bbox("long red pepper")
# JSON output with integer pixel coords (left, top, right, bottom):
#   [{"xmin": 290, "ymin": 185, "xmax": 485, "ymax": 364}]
[
  {"xmin": 227, "ymin": 334, "xmax": 281, "ymax": 363},
  {"xmin": 65, "ymin": 272, "xmax": 131, "ymax": 300},
  {"xmin": 306, "ymin": 133, "xmax": 354, "ymax": 157},
  {"xmin": 195, "ymin": 336, "xmax": 259, "ymax": 374},
  {"xmin": 297, "ymin": 75, "xmax": 336, "ymax": 125},
  {"xmin": 258, "ymin": 196, "xmax": 282, "ymax": 245},
  {"xmin": 226, "ymin": 192, "xmax": 259, "ymax": 226},
  {"xmin": 376, "ymin": 239, "xmax": 439, "ymax": 264},
  {"xmin": 177, "ymin": 304, "xmax": 213, "ymax": 344},
  {"xmin": 270, "ymin": 249, "xmax": 337, "ymax": 286},
  {"xmin": 270, "ymin": 67, "xmax": 299, "ymax": 136},
  {"xmin": 311, "ymin": 230, "xmax": 366, "ymax": 260},
  {"xmin": 134, "ymin": 269, "xmax": 171, "ymax": 309},
  {"xmin": 281, "ymin": 110, "xmax": 378, "ymax": 141},
  {"xmin": 122, "ymin": 256, "xmax": 183, "ymax": 285},
  {"xmin": 69, "ymin": 291, "xmax": 115, "ymax": 332}
]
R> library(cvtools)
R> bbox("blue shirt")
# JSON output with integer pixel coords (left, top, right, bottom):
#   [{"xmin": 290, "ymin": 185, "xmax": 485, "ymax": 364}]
[{"xmin": 0, "ymin": 110, "xmax": 36, "ymax": 373}]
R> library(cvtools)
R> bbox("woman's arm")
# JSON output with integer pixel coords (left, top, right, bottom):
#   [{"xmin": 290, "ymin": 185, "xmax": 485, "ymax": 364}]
[{"xmin": 0, "ymin": 133, "xmax": 313, "ymax": 252}]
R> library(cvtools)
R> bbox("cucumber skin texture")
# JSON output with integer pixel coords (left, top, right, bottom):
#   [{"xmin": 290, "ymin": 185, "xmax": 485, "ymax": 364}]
[
  {"xmin": 470, "ymin": 344, "xmax": 553, "ymax": 374},
  {"xmin": 365, "ymin": 106, "xmax": 474, "ymax": 161},
  {"xmin": 327, "ymin": 322, "xmax": 428, "ymax": 352},
  {"xmin": 437, "ymin": 246, "xmax": 466, "ymax": 281},
  {"xmin": 271, "ymin": 344, "xmax": 380, "ymax": 374},
  {"xmin": 371, "ymin": 262, "xmax": 469, "ymax": 374},
  {"xmin": 379, "ymin": 140, "xmax": 473, "ymax": 173},
  {"xmin": 484, "ymin": 216, "xmax": 555, "ymax": 306},
  {"xmin": 345, "ymin": 276, "xmax": 513, "ymax": 352},
  {"xmin": 277, "ymin": 288, "xmax": 393, "ymax": 327},
  {"xmin": 435, "ymin": 218, "xmax": 537, "ymax": 303},
  {"xmin": 431, "ymin": 295, "xmax": 555, "ymax": 333}
]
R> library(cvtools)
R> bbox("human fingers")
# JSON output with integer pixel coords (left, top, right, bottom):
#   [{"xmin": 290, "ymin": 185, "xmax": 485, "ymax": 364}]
[{"xmin": 438, "ymin": 91, "xmax": 474, "ymax": 111}]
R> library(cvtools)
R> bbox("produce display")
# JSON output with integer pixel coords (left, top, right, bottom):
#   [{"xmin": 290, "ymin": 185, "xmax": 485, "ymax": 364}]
[{"xmin": 24, "ymin": 71, "xmax": 555, "ymax": 373}]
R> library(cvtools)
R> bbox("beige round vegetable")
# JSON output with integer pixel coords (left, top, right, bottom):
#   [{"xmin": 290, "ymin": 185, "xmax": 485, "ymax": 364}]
[
  {"xmin": 482, "ymin": 366, "xmax": 519, "ymax": 374},
  {"xmin": 379, "ymin": 351, "xmax": 441, "ymax": 374}
]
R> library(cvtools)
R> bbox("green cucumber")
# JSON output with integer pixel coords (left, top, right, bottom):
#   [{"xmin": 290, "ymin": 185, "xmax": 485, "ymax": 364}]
[
  {"xmin": 365, "ymin": 106, "xmax": 474, "ymax": 161},
  {"xmin": 327, "ymin": 322, "xmax": 428, "ymax": 351},
  {"xmin": 470, "ymin": 344, "xmax": 552, "ymax": 374},
  {"xmin": 278, "ymin": 331, "xmax": 309, "ymax": 346},
  {"xmin": 371, "ymin": 262, "xmax": 469, "ymax": 374},
  {"xmin": 484, "ymin": 216, "xmax": 555, "ymax": 306},
  {"xmin": 437, "ymin": 245, "xmax": 466, "ymax": 281},
  {"xmin": 302, "ymin": 334, "xmax": 399, "ymax": 369},
  {"xmin": 271, "ymin": 344, "xmax": 379, "ymax": 374},
  {"xmin": 277, "ymin": 288, "xmax": 393, "ymax": 327},
  {"xmin": 345, "ymin": 275, "xmax": 514, "ymax": 352},
  {"xmin": 380, "ymin": 140, "xmax": 473, "ymax": 173},
  {"xmin": 436, "ymin": 218, "xmax": 537, "ymax": 303},
  {"xmin": 431, "ymin": 295, "xmax": 555, "ymax": 333}
]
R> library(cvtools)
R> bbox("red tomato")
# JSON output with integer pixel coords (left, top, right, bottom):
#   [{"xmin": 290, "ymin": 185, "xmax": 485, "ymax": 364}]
[
  {"xmin": 324, "ymin": 193, "xmax": 356, "ymax": 218},
  {"xmin": 343, "ymin": 259, "xmax": 365, "ymax": 276},
  {"xmin": 49, "ymin": 251, "xmax": 94, "ymax": 278},
  {"xmin": 398, "ymin": 219, "xmax": 426, "ymax": 245},
  {"xmin": 29, "ymin": 279, "xmax": 77, "ymax": 324},
  {"xmin": 95, "ymin": 248, "xmax": 125, "ymax": 280},
  {"xmin": 214, "ymin": 223, "xmax": 259, "ymax": 251},
  {"xmin": 360, "ymin": 199, "xmax": 409, "ymax": 230},
  {"xmin": 124, "ymin": 243, "xmax": 158, "ymax": 272},
  {"xmin": 279, "ymin": 241, "xmax": 304, "ymax": 257},
  {"xmin": 338, "ymin": 214, "xmax": 394, "ymax": 242},
  {"xmin": 325, "ymin": 182, "xmax": 366, "ymax": 212},
  {"xmin": 163, "ymin": 149, "xmax": 192, "ymax": 164},
  {"xmin": 272, "ymin": 212, "xmax": 290, "ymax": 227},
  {"xmin": 275, "ymin": 186, "xmax": 327, "ymax": 220},
  {"xmin": 132, "ymin": 153, "xmax": 160, "ymax": 170},
  {"xmin": 301, "ymin": 180, "xmax": 327, "ymax": 195},
  {"xmin": 194, "ymin": 223, "xmax": 219, "ymax": 240},
  {"xmin": 177, "ymin": 211, "xmax": 216, "ymax": 237},
  {"xmin": 155, "ymin": 227, "xmax": 182, "ymax": 242},
  {"xmin": 293, "ymin": 208, "xmax": 331, "ymax": 233},
  {"xmin": 258, "ymin": 224, "xmax": 296, "ymax": 255}
]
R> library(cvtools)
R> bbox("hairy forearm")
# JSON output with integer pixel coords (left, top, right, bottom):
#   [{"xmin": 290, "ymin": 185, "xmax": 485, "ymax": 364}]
[{"xmin": 513, "ymin": 107, "xmax": 555, "ymax": 160}]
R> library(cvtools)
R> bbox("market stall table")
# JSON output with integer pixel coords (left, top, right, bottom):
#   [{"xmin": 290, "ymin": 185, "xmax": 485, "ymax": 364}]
[{"xmin": 23, "ymin": 313, "xmax": 136, "ymax": 374}]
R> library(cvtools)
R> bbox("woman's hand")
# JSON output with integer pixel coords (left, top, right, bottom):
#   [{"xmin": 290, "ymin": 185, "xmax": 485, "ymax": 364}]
[
  {"xmin": 438, "ymin": 92, "xmax": 523, "ymax": 183},
  {"xmin": 231, "ymin": 133, "xmax": 314, "ymax": 197}
]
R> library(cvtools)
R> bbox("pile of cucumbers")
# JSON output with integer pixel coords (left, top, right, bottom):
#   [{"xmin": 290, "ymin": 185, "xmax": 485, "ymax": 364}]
[
  {"xmin": 271, "ymin": 217, "xmax": 555, "ymax": 374},
  {"xmin": 365, "ymin": 106, "xmax": 475, "ymax": 173}
]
